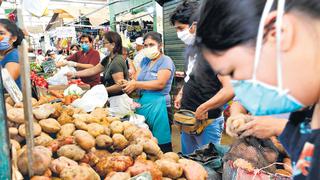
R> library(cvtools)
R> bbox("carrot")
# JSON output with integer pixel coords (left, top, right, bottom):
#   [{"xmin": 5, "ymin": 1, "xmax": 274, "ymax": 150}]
[
  {"xmin": 49, "ymin": 90, "xmax": 64, "ymax": 98},
  {"xmin": 64, "ymin": 95, "xmax": 72, "ymax": 105}
]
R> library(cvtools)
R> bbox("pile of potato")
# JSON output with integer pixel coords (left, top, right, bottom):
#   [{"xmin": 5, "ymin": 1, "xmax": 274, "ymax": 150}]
[{"xmin": 6, "ymin": 97, "xmax": 208, "ymax": 180}]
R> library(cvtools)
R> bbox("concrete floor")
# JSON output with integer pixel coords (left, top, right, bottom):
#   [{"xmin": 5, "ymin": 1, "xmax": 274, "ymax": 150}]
[{"xmin": 171, "ymin": 125, "xmax": 234, "ymax": 153}]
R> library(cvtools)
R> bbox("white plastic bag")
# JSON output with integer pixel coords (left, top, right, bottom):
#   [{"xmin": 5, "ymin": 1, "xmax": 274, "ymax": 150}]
[
  {"xmin": 108, "ymin": 94, "xmax": 134, "ymax": 118},
  {"xmin": 71, "ymin": 85, "xmax": 108, "ymax": 112},
  {"xmin": 1, "ymin": 68, "xmax": 22, "ymax": 103},
  {"xmin": 129, "ymin": 114, "xmax": 149, "ymax": 129},
  {"xmin": 47, "ymin": 66, "xmax": 75, "ymax": 85},
  {"xmin": 63, "ymin": 84, "xmax": 84, "ymax": 96}
]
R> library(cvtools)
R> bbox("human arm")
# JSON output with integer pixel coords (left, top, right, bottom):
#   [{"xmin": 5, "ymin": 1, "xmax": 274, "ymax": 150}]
[
  {"xmin": 122, "ymin": 69, "xmax": 172, "ymax": 94},
  {"xmin": 5, "ymin": 62, "xmax": 20, "ymax": 80},
  {"xmin": 237, "ymin": 117, "xmax": 288, "ymax": 139},
  {"xmin": 174, "ymin": 86, "xmax": 183, "ymax": 109},
  {"xmin": 195, "ymin": 75, "xmax": 235, "ymax": 120},
  {"xmin": 106, "ymin": 72, "xmax": 125, "ymax": 94},
  {"xmin": 66, "ymin": 63, "xmax": 104, "ymax": 79}
]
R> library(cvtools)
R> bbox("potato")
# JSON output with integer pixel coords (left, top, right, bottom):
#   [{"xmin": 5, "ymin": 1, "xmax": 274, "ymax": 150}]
[
  {"xmin": 7, "ymin": 108, "xmax": 24, "ymax": 124},
  {"xmin": 73, "ymin": 114, "xmax": 98, "ymax": 124},
  {"xmin": 6, "ymin": 96, "xmax": 15, "ymax": 106},
  {"xmin": 90, "ymin": 107, "xmax": 109, "ymax": 120},
  {"xmin": 9, "ymin": 127, "xmax": 18, "ymax": 138},
  {"xmin": 95, "ymin": 155, "xmax": 133, "ymax": 177},
  {"xmin": 60, "ymin": 165, "xmax": 100, "ymax": 180},
  {"xmin": 98, "ymin": 117, "xmax": 110, "ymax": 127},
  {"xmin": 136, "ymin": 152, "xmax": 147, "ymax": 161},
  {"xmin": 162, "ymin": 178, "xmax": 172, "ymax": 180},
  {"xmin": 110, "ymin": 121, "xmax": 124, "ymax": 135},
  {"xmin": 74, "ymin": 119, "xmax": 88, "ymax": 131},
  {"xmin": 12, "ymin": 134, "xmax": 24, "ymax": 143},
  {"xmin": 122, "ymin": 121, "xmax": 133, "ymax": 129},
  {"xmin": 74, "ymin": 130, "xmax": 96, "ymax": 151},
  {"xmin": 50, "ymin": 156, "xmax": 78, "ymax": 175},
  {"xmin": 57, "ymin": 123, "xmax": 76, "ymax": 138},
  {"xmin": 105, "ymin": 172, "xmax": 130, "ymax": 180},
  {"xmin": 123, "ymin": 126, "xmax": 138, "ymax": 140},
  {"xmin": 39, "ymin": 118, "xmax": 61, "ymax": 133},
  {"xmin": 6, "ymin": 103, "xmax": 13, "ymax": 110},
  {"xmin": 96, "ymin": 135, "xmax": 113, "ymax": 148},
  {"xmin": 57, "ymin": 144, "xmax": 85, "ymax": 161},
  {"xmin": 18, "ymin": 146, "xmax": 52, "ymax": 176},
  {"xmin": 275, "ymin": 169, "xmax": 292, "ymax": 176},
  {"xmin": 155, "ymin": 159, "xmax": 183, "ymax": 179},
  {"xmin": 106, "ymin": 116, "xmax": 120, "ymax": 123},
  {"xmin": 10, "ymin": 139, "xmax": 21, "ymax": 150},
  {"xmin": 112, "ymin": 134, "xmax": 128, "ymax": 150},
  {"xmin": 87, "ymin": 123, "xmax": 105, "ymax": 137},
  {"xmin": 123, "ymin": 144, "xmax": 143, "ymax": 159},
  {"xmin": 57, "ymin": 112, "xmax": 74, "ymax": 125},
  {"xmin": 179, "ymin": 159, "xmax": 208, "ymax": 180},
  {"xmin": 33, "ymin": 104, "xmax": 55, "ymax": 120},
  {"xmin": 14, "ymin": 102, "xmax": 24, "ymax": 108},
  {"xmin": 161, "ymin": 152, "xmax": 180, "ymax": 163},
  {"xmin": 18, "ymin": 123, "xmax": 42, "ymax": 137},
  {"xmin": 104, "ymin": 127, "xmax": 111, "ymax": 136},
  {"xmin": 34, "ymin": 133, "xmax": 54, "ymax": 146},
  {"xmin": 140, "ymin": 139, "xmax": 162, "ymax": 157},
  {"xmin": 30, "ymin": 176, "xmax": 51, "ymax": 180}
]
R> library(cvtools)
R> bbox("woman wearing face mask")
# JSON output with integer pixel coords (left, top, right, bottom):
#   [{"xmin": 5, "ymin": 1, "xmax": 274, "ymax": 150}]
[
  {"xmin": 122, "ymin": 32, "xmax": 176, "ymax": 152},
  {"xmin": 0, "ymin": 19, "xmax": 24, "ymax": 89},
  {"xmin": 66, "ymin": 31, "xmax": 128, "ymax": 96},
  {"xmin": 197, "ymin": 0, "xmax": 320, "ymax": 178},
  {"xmin": 69, "ymin": 44, "xmax": 80, "ymax": 56}
]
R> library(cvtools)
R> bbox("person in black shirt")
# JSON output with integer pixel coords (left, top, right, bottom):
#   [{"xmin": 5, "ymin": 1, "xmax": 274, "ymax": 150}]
[
  {"xmin": 170, "ymin": 1, "xmax": 234, "ymax": 155},
  {"xmin": 196, "ymin": 0, "xmax": 320, "ymax": 179}
]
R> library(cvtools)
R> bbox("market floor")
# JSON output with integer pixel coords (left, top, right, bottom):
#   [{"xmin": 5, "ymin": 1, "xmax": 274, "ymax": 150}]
[{"xmin": 171, "ymin": 125, "xmax": 234, "ymax": 152}]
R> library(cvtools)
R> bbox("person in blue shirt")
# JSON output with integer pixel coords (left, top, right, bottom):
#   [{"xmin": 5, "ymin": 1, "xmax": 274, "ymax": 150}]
[
  {"xmin": 122, "ymin": 32, "xmax": 175, "ymax": 152},
  {"xmin": 0, "ymin": 19, "xmax": 24, "ymax": 89}
]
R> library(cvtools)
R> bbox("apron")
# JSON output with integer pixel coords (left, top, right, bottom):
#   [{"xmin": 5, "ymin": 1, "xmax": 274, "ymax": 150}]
[{"xmin": 136, "ymin": 93, "xmax": 171, "ymax": 145}]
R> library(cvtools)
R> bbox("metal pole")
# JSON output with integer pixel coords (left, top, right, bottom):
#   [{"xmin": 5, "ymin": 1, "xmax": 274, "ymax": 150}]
[{"xmin": 17, "ymin": 0, "xmax": 35, "ymax": 177}]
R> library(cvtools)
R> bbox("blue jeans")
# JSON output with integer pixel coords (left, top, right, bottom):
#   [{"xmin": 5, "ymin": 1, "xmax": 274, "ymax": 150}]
[{"xmin": 181, "ymin": 115, "xmax": 224, "ymax": 155}]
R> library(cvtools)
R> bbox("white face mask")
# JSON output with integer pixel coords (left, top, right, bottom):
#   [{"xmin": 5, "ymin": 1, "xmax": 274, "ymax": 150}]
[
  {"xmin": 177, "ymin": 24, "xmax": 196, "ymax": 45},
  {"xmin": 70, "ymin": 50, "xmax": 77, "ymax": 55},
  {"xmin": 100, "ymin": 48, "xmax": 110, "ymax": 57},
  {"xmin": 143, "ymin": 46, "xmax": 160, "ymax": 60}
]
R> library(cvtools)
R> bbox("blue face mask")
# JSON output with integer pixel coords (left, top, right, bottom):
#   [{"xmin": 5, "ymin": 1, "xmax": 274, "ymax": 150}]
[
  {"xmin": 0, "ymin": 37, "xmax": 11, "ymax": 51},
  {"xmin": 81, "ymin": 43, "xmax": 90, "ymax": 53},
  {"xmin": 232, "ymin": 0, "xmax": 304, "ymax": 116}
]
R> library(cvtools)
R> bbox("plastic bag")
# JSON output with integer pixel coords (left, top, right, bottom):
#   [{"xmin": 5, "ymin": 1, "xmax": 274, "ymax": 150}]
[
  {"xmin": 71, "ymin": 85, "xmax": 108, "ymax": 112},
  {"xmin": 63, "ymin": 84, "xmax": 84, "ymax": 96},
  {"xmin": 109, "ymin": 94, "xmax": 134, "ymax": 118},
  {"xmin": 1, "ymin": 68, "xmax": 22, "ymax": 103},
  {"xmin": 129, "ymin": 114, "xmax": 148, "ymax": 129},
  {"xmin": 47, "ymin": 66, "xmax": 75, "ymax": 85}
]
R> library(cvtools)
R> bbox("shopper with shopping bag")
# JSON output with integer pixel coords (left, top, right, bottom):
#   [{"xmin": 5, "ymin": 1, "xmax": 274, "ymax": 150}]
[{"xmin": 122, "ymin": 32, "xmax": 175, "ymax": 153}]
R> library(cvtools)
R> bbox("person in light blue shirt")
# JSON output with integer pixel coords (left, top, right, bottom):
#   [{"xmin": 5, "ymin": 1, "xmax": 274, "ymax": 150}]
[
  {"xmin": 122, "ymin": 32, "xmax": 175, "ymax": 152},
  {"xmin": 0, "ymin": 19, "xmax": 24, "ymax": 89}
]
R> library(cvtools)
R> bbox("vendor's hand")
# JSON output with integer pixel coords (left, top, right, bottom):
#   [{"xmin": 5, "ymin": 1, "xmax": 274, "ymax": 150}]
[
  {"xmin": 67, "ymin": 61, "xmax": 77, "ymax": 67},
  {"xmin": 65, "ymin": 72, "xmax": 75, "ymax": 80},
  {"xmin": 226, "ymin": 114, "xmax": 253, "ymax": 138},
  {"xmin": 56, "ymin": 61, "xmax": 66, "ymax": 68},
  {"xmin": 174, "ymin": 93, "xmax": 182, "ymax": 109},
  {"xmin": 195, "ymin": 104, "xmax": 208, "ymax": 120},
  {"xmin": 237, "ymin": 117, "xmax": 280, "ymax": 139},
  {"xmin": 122, "ymin": 80, "xmax": 137, "ymax": 94}
]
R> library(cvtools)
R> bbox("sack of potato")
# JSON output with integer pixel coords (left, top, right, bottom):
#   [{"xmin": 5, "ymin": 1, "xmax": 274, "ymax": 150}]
[
  {"xmin": 6, "ymin": 97, "xmax": 208, "ymax": 180},
  {"xmin": 222, "ymin": 136, "xmax": 293, "ymax": 180}
]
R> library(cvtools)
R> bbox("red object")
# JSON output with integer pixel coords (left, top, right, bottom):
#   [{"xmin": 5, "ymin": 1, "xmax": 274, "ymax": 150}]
[
  {"xmin": 30, "ymin": 71, "xmax": 48, "ymax": 88},
  {"xmin": 67, "ymin": 49, "xmax": 101, "ymax": 87}
]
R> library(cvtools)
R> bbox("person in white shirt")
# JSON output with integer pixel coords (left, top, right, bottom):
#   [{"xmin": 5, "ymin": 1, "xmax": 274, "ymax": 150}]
[{"xmin": 132, "ymin": 37, "xmax": 145, "ymax": 79}]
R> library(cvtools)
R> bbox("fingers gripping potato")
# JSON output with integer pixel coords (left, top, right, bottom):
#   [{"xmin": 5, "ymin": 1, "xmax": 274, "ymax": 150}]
[{"xmin": 226, "ymin": 114, "xmax": 253, "ymax": 137}]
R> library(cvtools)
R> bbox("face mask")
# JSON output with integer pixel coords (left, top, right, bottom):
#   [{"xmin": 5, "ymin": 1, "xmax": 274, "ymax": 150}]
[
  {"xmin": 100, "ymin": 48, "xmax": 110, "ymax": 57},
  {"xmin": 232, "ymin": 0, "xmax": 304, "ymax": 116},
  {"xmin": 177, "ymin": 24, "xmax": 196, "ymax": 45},
  {"xmin": 81, "ymin": 43, "xmax": 90, "ymax": 53},
  {"xmin": 70, "ymin": 50, "xmax": 77, "ymax": 55},
  {"xmin": 143, "ymin": 46, "xmax": 160, "ymax": 60},
  {"xmin": 0, "ymin": 37, "xmax": 11, "ymax": 51}
]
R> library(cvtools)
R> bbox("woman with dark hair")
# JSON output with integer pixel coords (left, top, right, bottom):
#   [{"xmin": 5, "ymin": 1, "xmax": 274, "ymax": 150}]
[
  {"xmin": 0, "ymin": 19, "xmax": 24, "ymax": 89},
  {"xmin": 67, "ymin": 31, "xmax": 128, "ymax": 96},
  {"xmin": 69, "ymin": 44, "xmax": 80, "ymax": 55},
  {"xmin": 122, "ymin": 32, "xmax": 175, "ymax": 152},
  {"xmin": 197, "ymin": 0, "xmax": 320, "ymax": 178}
]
